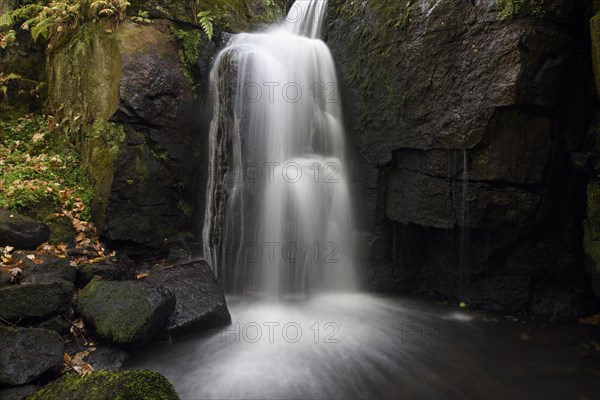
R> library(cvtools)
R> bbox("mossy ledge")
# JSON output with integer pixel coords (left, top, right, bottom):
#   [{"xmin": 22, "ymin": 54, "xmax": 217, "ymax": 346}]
[{"xmin": 29, "ymin": 370, "xmax": 180, "ymax": 400}]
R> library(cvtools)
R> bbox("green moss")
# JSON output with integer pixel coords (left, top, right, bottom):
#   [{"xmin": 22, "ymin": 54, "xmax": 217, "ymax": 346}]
[
  {"xmin": 86, "ymin": 121, "xmax": 125, "ymax": 223},
  {"xmin": 174, "ymin": 28, "xmax": 202, "ymax": 92},
  {"xmin": 29, "ymin": 370, "xmax": 180, "ymax": 400},
  {"xmin": 175, "ymin": 29, "xmax": 200, "ymax": 68},
  {"xmin": 0, "ymin": 113, "xmax": 95, "ymax": 220},
  {"xmin": 497, "ymin": 0, "xmax": 545, "ymax": 20},
  {"xmin": 591, "ymin": 13, "xmax": 600, "ymax": 98},
  {"xmin": 199, "ymin": 0, "xmax": 286, "ymax": 33},
  {"xmin": 45, "ymin": 214, "xmax": 76, "ymax": 244},
  {"xmin": 584, "ymin": 182, "xmax": 600, "ymax": 274},
  {"xmin": 77, "ymin": 280, "xmax": 160, "ymax": 344},
  {"xmin": 178, "ymin": 200, "xmax": 193, "ymax": 218}
]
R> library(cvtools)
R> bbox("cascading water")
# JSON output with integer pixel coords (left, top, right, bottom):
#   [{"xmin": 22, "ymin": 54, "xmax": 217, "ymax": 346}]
[
  {"xmin": 203, "ymin": 0, "xmax": 356, "ymax": 298},
  {"xmin": 128, "ymin": 4, "xmax": 600, "ymax": 399}
]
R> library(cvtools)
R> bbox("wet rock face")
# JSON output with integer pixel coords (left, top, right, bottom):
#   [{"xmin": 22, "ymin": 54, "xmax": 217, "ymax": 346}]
[
  {"xmin": 103, "ymin": 21, "xmax": 200, "ymax": 255},
  {"xmin": 327, "ymin": 0, "xmax": 598, "ymax": 315},
  {"xmin": 0, "ymin": 210, "xmax": 50, "ymax": 250},
  {"xmin": 145, "ymin": 260, "xmax": 231, "ymax": 333},
  {"xmin": 0, "ymin": 327, "xmax": 64, "ymax": 386}
]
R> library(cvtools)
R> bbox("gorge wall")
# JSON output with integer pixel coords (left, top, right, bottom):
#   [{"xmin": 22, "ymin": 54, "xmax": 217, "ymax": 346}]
[
  {"xmin": 3, "ymin": 0, "xmax": 600, "ymax": 319},
  {"xmin": 326, "ymin": 0, "xmax": 600, "ymax": 318}
]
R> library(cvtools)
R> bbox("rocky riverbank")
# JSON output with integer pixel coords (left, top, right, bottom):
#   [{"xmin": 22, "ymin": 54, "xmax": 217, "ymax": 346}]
[{"xmin": 0, "ymin": 209, "xmax": 229, "ymax": 398}]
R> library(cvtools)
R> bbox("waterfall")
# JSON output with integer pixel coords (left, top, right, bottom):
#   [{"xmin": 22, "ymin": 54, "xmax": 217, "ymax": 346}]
[{"xmin": 202, "ymin": 0, "xmax": 357, "ymax": 298}]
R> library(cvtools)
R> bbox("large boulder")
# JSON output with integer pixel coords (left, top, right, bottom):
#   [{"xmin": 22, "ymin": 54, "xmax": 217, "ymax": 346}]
[
  {"xmin": 28, "ymin": 370, "xmax": 180, "ymax": 400},
  {"xmin": 0, "ymin": 210, "xmax": 50, "ymax": 250},
  {"xmin": 76, "ymin": 279, "xmax": 175, "ymax": 345},
  {"xmin": 46, "ymin": 21, "xmax": 198, "ymax": 257},
  {"xmin": 0, "ymin": 327, "xmax": 63, "ymax": 386},
  {"xmin": 146, "ymin": 261, "xmax": 231, "ymax": 333},
  {"xmin": 0, "ymin": 279, "xmax": 74, "ymax": 321}
]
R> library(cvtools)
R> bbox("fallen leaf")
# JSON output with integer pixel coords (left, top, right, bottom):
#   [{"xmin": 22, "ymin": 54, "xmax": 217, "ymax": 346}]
[
  {"xmin": 136, "ymin": 273, "xmax": 150, "ymax": 279},
  {"xmin": 519, "ymin": 332, "xmax": 531, "ymax": 341},
  {"xmin": 73, "ymin": 319, "xmax": 85, "ymax": 330},
  {"xmin": 579, "ymin": 314, "xmax": 600, "ymax": 326}
]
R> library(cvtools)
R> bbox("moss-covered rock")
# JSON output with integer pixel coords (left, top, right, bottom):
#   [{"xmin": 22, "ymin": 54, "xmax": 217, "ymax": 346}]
[
  {"xmin": 0, "ymin": 278, "xmax": 74, "ymax": 321},
  {"xmin": 0, "ymin": 209, "xmax": 50, "ymax": 249},
  {"xmin": 29, "ymin": 370, "xmax": 180, "ymax": 400},
  {"xmin": 44, "ymin": 214, "xmax": 77, "ymax": 245},
  {"xmin": 46, "ymin": 21, "xmax": 199, "ymax": 256},
  {"xmin": 76, "ymin": 279, "xmax": 175, "ymax": 344}
]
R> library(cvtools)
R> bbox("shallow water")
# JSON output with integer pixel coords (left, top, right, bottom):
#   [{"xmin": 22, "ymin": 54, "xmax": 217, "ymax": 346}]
[{"xmin": 127, "ymin": 294, "xmax": 600, "ymax": 399}]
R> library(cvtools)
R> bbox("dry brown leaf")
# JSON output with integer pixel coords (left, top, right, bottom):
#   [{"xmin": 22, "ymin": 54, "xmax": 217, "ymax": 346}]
[
  {"xmin": 73, "ymin": 319, "xmax": 85, "ymax": 330},
  {"xmin": 136, "ymin": 273, "xmax": 150, "ymax": 279},
  {"xmin": 579, "ymin": 314, "xmax": 600, "ymax": 326}
]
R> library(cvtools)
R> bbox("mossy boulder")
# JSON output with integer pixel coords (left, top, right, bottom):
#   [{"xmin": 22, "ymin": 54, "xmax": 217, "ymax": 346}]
[
  {"xmin": 29, "ymin": 370, "xmax": 180, "ymax": 400},
  {"xmin": 0, "ymin": 279, "xmax": 74, "ymax": 321},
  {"xmin": 0, "ymin": 327, "xmax": 63, "ymax": 386},
  {"xmin": 44, "ymin": 215, "xmax": 77, "ymax": 245},
  {"xmin": 0, "ymin": 209, "xmax": 50, "ymax": 250},
  {"xmin": 76, "ymin": 279, "xmax": 175, "ymax": 345}
]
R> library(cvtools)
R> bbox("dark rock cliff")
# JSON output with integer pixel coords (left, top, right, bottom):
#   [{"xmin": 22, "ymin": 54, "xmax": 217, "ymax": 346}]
[{"xmin": 327, "ymin": 0, "xmax": 600, "ymax": 317}]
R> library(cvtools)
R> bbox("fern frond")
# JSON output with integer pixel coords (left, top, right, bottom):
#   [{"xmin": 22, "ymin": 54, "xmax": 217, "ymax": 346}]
[
  {"xmin": 197, "ymin": 10, "xmax": 214, "ymax": 41},
  {"xmin": 30, "ymin": 17, "xmax": 53, "ymax": 42},
  {"xmin": 0, "ymin": 13, "xmax": 14, "ymax": 28}
]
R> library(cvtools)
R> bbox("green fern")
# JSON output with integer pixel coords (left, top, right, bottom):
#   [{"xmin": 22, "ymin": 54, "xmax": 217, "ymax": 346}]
[
  {"xmin": 29, "ymin": 17, "xmax": 53, "ymax": 42},
  {"xmin": 0, "ymin": 13, "xmax": 14, "ymax": 28},
  {"xmin": 131, "ymin": 10, "xmax": 151, "ymax": 25},
  {"xmin": 197, "ymin": 10, "xmax": 213, "ymax": 41},
  {"xmin": 0, "ymin": 30, "xmax": 17, "ymax": 49},
  {"xmin": 89, "ymin": 0, "xmax": 130, "ymax": 22}
]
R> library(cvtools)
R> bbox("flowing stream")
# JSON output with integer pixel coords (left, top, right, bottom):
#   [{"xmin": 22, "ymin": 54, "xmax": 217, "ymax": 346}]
[{"xmin": 128, "ymin": 1, "xmax": 600, "ymax": 398}]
